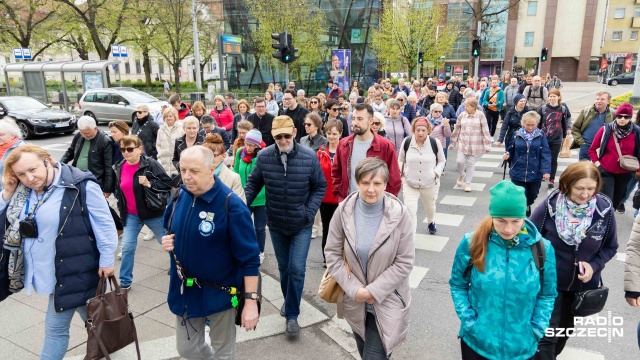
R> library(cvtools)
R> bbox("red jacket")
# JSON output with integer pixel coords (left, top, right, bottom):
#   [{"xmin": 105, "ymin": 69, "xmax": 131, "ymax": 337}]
[
  {"xmin": 331, "ymin": 131, "xmax": 401, "ymax": 202},
  {"xmin": 177, "ymin": 103, "xmax": 191, "ymax": 120},
  {"xmin": 210, "ymin": 106, "xmax": 234, "ymax": 131},
  {"xmin": 318, "ymin": 145, "xmax": 339, "ymax": 204}
]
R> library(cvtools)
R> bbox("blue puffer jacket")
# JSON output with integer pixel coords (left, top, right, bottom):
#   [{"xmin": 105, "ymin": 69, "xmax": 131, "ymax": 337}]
[
  {"xmin": 450, "ymin": 219, "xmax": 558, "ymax": 360},
  {"xmin": 244, "ymin": 141, "xmax": 327, "ymax": 235},
  {"xmin": 164, "ymin": 180, "xmax": 260, "ymax": 319},
  {"xmin": 507, "ymin": 129, "xmax": 551, "ymax": 182}
]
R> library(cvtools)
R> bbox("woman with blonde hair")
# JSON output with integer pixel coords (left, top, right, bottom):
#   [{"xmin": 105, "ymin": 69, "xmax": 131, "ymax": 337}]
[
  {"xmin": 156, "ymin": 107, "xmax": 184, "ymax": 178},
  {"xmin": 450, "ymin": 180, "xmax": 557, "ymax": 360},
  {"xmin": 265, "ymin": 90, "xmax": 279, "ymax": 116},
  {"xmin": 191, "ymin": 101, "xmax": 207, "ymax": 121},
  {"xmin": 202, "ymin": 133, "xmax": 245, "ymax": 202},
  {"xmin": 231, "ymin": 99, "xmax": 251, "ymax": 142}
]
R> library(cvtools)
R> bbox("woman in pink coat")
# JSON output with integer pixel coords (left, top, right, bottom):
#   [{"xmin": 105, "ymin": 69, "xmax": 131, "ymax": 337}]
[{"xmin": 210, "ymin": 94, "xmax": 234, "ymax": 131}]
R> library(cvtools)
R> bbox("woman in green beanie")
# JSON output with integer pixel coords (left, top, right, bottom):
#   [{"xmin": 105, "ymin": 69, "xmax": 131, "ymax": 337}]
[{"xmin": 449, "ymin": 180, "xmax": 558, "ymax": 360}]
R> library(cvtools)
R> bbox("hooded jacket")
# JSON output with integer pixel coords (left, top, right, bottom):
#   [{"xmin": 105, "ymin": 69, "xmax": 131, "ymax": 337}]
[
  {"xmin": 507, "ymin": 128, "xmax": 552, "ymax": 182},
  {"xmin": 530, "ymin": 190, "xmax": 618, "ymax": 292},
  {"xmin": 156, "ymin": 122, "xmax": 184, "ymax": 177},
  {"xmin": 131, "ymin": 114, "xmax": 160, "ymax": 159},
  {"xmin": 445, "ymin": 82, "xmax": 461, "ymax": 110},
  {"xmin": 325, "ymin": 191, "xmax": 414, "ymax": 357},
  {"xmin": 449, "ymin": 220, "xmax": 557, "ymax": 360},
  {"xmin": 498, "ymin": 104, "xmax": 530, "ymax": 150},
  {"xmin": 176, "ymin": 103, "xmax": 191, "ymax": 120}
]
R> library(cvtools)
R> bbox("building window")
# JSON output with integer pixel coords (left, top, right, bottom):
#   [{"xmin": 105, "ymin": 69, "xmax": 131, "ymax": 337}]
[
  {"xmin": 135, "ymin": 60, "xmax": 141, "ymax": 74},
  {"xmin": 125, "ymin": 61, "xmax": 130, "ymax": 74},
  {"xmin": 613, "ymin": 31, "xmax": 623, "ymax": 40},
  {"xmin": 614, "ymin": 8, "xmax": 625, "ymax": 19},
  {"xmin": 635, "ymin": 7, "xmax": 640, "ymax": 17},
  {"xmin": 527, "ymin": 1, "xmax": 537, "ymax": 16},
  {"xmin": 524, "ymin": 32, "xmax": 534, "ymax": 46},
  {"xmin": 158, "ymin": 59, "xmax": 164, "ymax": 74},
  {"xmin": 632, "ymin": 31, "xmax": 639, "ymax": 40}
]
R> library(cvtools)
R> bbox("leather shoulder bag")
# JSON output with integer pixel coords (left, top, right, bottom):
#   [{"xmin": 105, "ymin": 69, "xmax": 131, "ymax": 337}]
[
  {"xmin": 571, "ymin": 278, "xmax": 609, "ymax": 317},
  {"xmin": 612, "ymin": 130, "xmax": 640, "ymax": 171},
  {"xmin": 318, "ymin": 233, "xmax": 350, "ymax": 318}
]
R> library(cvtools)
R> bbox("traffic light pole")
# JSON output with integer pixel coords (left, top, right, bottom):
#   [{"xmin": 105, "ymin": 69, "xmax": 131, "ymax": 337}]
[
  {"xmin": 286, "ymin": 63, "xmax": 290, "ymax": 87},
  {"xmin": 417, "ymin": 43, "xmax": 420, "ymax": 78},
  {"xmin": 473, "ymin": 21, "xmax": 480, "ymax": 90},
  {"xmin": 630, "ymin": 42, "xmax": 640, "ymax": 104}
]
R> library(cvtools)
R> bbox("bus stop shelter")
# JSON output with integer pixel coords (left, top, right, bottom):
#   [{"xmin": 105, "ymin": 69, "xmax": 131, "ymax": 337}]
[{"xmin": 3, "ymin": 60, "xmax": 119, "ymax": 111}]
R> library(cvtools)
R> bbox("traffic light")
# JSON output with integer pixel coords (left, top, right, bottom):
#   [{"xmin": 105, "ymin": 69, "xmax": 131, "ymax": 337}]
[
  {"xmin": 541, "ymin": 47, "xmax": 548, "ymax": 62},
  {"xmin": 271, "ymin": 31, "xmax": 298, "ymax": 64},
  {"xmin": 472, "ymin": 40, "xmax": 481, "ymax": 58},
  {"xmin": 513, "ymin": 56, "xmax": 518, "ymax": 63},
  {"xmin": 418, "ymin": 52, "xmax": 424, "ymax": 63}
]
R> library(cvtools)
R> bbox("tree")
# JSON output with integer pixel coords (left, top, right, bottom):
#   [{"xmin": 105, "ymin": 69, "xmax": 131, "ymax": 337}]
[
  {"xmin": 370, "ymin": 1, "xmax": 458, "ymax": 77},
  {"xmin": 195, "ymin": 4, "xmax": 223, "ymax": 86},
  {"xmin": 54, "ymin": 0, "xmax": 132, "ymax": 60},
  {"xmin": 244, "ymin": 0, "xmax": 327, "ymax": 79},
  {"xmin": 0, "ymin": 0, "xmax": 60, "ymax": 59},
  {"xmin": 118, "ymin": 2, "xmax": 162, "ymax": 86}
]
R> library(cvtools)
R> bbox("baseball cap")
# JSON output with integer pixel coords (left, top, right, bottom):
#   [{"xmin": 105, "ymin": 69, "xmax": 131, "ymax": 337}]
[{"xmin": 271, "ymin": 116, "xmax": 295, "ymax": 137}]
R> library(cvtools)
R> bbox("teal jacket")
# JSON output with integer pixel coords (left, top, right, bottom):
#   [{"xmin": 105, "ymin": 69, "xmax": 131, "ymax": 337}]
[
  {"xmin": 449, "ymin": 219, "xmax": 557, "ymax": 360},
  {"xmin": 482, "ymin": 88, "xmax": 506, "ymax": 112},
  {"xmin": 234, "ymin": 148, "xmax": 266, "ymax": 207}
]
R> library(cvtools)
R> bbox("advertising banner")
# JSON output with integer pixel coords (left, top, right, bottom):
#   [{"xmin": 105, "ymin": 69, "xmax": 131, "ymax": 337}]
[{"xmin": 331, "ymin": 49, "xmax": 351, "ymax": 92}]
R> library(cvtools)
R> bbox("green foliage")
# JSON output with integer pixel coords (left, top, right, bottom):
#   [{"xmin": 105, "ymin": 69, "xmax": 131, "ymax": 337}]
[
  {"xmin": 611, "ymin": 92, "xmax": 632, "ymax": 108},
  {"xmin": 244, "ymin": 0, "xmax": 327, "ymax": 74},
  {"xmin": 371, "ymin": 1, "xmax": 458, "ymax": 77}
]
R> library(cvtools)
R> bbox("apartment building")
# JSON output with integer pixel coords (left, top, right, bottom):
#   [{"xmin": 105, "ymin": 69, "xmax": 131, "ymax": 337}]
[{"xmin": 600, "ymin": 0, "xmax": 640, "ymax": 75}]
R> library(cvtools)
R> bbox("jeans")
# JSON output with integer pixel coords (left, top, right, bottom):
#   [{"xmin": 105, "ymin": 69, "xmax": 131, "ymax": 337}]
[
  {"xmin": 120, "ymin": 214, "xmax": 166, "ymax": 287},
  {"xmin": 535, "ymin": 290, "xmax": 578, "ymax": 359},
  {"xmin": 41, "ymin": 294, "xmax": 87, "ymax": 360},
  {"xmin": 598, "ymin": 167, "xmax": 634, "ymax": 210},
  {"xmin": 511, "ymin": 180, "xmax": 542, "ymax": 206},
  {"xmin": 548, "ymin": 142, "xmax": 562, "ymax": 182},
  {"xmin": 622, "ymin": 177, "xmax": 638, "ymax": 205},
  {"xmin": 250, "ymin": 206, "xmax": 267, "ymax": 253},
  {"xmin": 578, "ymin": 143, "xmax": 590, "ymax": 161},
  {"xmin": 354, "ymin": 312, "xmax": 388, "ymax": 360},
  {"xmin": 269, "ymin": 226, "xmax": 312, "ymax": 320},
  {"xmin": 319, "ymin": 203, "xmax": 339, "ymax": 263}
]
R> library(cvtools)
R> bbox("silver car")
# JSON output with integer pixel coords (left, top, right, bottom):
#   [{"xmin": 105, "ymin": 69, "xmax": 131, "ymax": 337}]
[{"xmin": 78, "ymin": 88, "xmax": 166, "ymax": 123}]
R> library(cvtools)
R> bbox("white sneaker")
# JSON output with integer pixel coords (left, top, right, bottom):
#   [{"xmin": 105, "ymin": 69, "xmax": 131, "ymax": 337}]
[
  {"xmin": 143, "ymin": 232, "xmax": 155, "ymax": 241},
  {"xmin": 456, "ymin": 175, "xmax": 465, "ymax": 187},
  {"xmin": 259, "ymin": 252, "xmax": 265, "ymax": 265},
  {"xmin": 464, "ymin": 183, "xmax": 472, "ymax": 192},
  {"xmin": 117, "ymin": 247, "xmax": 122, "ymax": 260},
  {"xmin": 204, "ymin": 325, "xmax": 211, "ymax": 346}
]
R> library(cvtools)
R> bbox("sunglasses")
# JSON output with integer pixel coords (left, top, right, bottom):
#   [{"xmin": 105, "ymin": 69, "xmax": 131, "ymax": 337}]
[
  {"xmin": 304, "ymin": 123, "xmax": 313, "ymax": 127},
  {"xmin": 310, "ymin": 101, "xmax": 318, "ymax": 104},
  {"xmin": 617, "ymin": 115, "xmax": 631, "ymax": 119},
  {"xmin": 136, "ymin": 111, "xmax": 147, "ymax": 114},
  {"xmin": 274, "ymin": 133, "xmax": 293, "ymax": 140},
  {"xmin": 398, "ymin": 99, "xmax": 405, "ymax": 102},
  {"xmin": 432, "ymin": 110, "xmax": 442, "ymax": 113},
  {"xmin": 330, "ymin": 107, "xmax": 339, "ymax": 111},
  {"xmin": 341, "ymin": 108, "xmax": 349, "ymax": 111},
  {"xmin": 120, "ymin": 147, "xmax": 138, "ymax": 153},
  {"xmin": 371, "ymin": 122, "xmax": 381, "ymax": 126}
]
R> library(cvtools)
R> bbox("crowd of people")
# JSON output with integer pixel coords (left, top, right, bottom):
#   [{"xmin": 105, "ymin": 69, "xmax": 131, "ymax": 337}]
[{"xmin": 1, "ymin": 73, "xmax": 640, "ymax": 360}]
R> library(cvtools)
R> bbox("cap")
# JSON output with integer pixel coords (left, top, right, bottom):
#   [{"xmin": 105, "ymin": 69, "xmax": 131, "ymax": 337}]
[{"xmin": 271, "ymin": 116, "xmax": 295, "ymax": 137}]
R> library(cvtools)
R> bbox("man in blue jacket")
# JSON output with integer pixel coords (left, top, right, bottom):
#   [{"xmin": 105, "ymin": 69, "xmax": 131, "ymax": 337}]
[
  {"xmin": 245, "ymin": 115, "xmax": 327, "ymax": 337},
  {"xmin": 161, "ymin": 146, "xmax": 260, "ymax": 359}
]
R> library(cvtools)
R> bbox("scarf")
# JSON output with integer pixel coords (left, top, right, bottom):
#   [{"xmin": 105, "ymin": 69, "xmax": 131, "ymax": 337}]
[
  {"xmin": 493, "ymin": 224, "xmax": 528, "ymax": 248},
  {"xmin": 612, "ymin": 120, "xmax": 633, "ymax": 139},
  {"xmin": 554, "ymin": 193, "xmax": 597, "ymax": 246},
  {"xmin": 519, "ymin": 127, "xmax": 536, "ymax": 147},
  {"xmin": 214, "ymin": 162, "xmax": 224, "ymax": 176},
  {"xmin": 0, "ymin": 138, "xmax": 18, "ymax": 160},
  {"xmin": 241, "ymin": 146, "xmax": 257, "ymax": 164},
  {"xmin": 428, "ymin": 114, "xmax": 443, "ymax": 126}
]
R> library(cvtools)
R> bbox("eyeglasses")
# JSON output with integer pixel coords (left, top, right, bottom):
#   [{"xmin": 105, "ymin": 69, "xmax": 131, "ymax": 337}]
[
  {"xmin": 274, "ymin": 133, "xmax": 293, "ymax": 140},
  {"xmin": 398, "ymin": 99, "xmax": 405, "ymax": 102},
  {"xmin": 371, "ymin": 122, "xmax": 381, "ymax": 126},
  {"xmin": 136, "ymin": 111, "xmax": 147, "ymax": 114},
  {"xmin": 310, "ymin": 101, "xmax": 318, "ymax": 104},
  {"xmin": 120, "ymin": 147, "xmax": 138, "ymax": 153},
  {"xmin": 282, "ymin": 97, "xmax": 294, "ymax": 102},
  {"xmin": 432, "ymin": 110, "xmax": 442, "ymax": 113},
  {"xmin": 617, "ymin": 115, "xmax": 631, "ymax": 119},
  {"xmin": 330, "ymin": 107, "xmax": 339, "ymax": 111},
  {"xmin": 304, "ymin": 123, "xmax": 313, "ymax": 127}
]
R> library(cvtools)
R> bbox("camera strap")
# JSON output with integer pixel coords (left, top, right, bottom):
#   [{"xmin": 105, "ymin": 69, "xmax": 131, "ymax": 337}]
[{"xmin": 24, "ymin": 182, "xmax": 57, "ymax": 219}]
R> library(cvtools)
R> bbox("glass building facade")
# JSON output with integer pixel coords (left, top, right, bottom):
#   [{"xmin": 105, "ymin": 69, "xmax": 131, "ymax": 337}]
[{"xmin": 222, "ymin": 0, "xmax": 381, "ymax": 91}]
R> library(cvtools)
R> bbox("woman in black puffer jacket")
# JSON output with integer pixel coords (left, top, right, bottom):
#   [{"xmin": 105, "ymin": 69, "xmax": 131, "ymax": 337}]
[{"xmin": 497, "ymin": 94, "xmax": 529, "ymax": 151}]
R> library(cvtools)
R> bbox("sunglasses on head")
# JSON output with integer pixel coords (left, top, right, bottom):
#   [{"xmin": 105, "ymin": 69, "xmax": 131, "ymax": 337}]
[
  {"xmin": 120, "ymin": 147, "xmax": 138, "ymax": 153},
  {"xmin": 274, "ymin": 133, "xmax": 293, "ymax": 140},
  {"xmin": 617, "ymin": 115, "xmax": 631, "ymax": 119}
]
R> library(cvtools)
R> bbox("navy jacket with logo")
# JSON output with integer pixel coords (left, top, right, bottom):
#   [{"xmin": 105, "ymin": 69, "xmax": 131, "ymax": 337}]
[{"xmin": 530, "ymin": 190, "xmax": 618, "ymax": 292}]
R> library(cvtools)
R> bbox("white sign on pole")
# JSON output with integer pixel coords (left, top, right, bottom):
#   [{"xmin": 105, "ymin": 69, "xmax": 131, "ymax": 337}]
[
  {"xmin": 13, "ymin": 48, "xmax": 23, "ymax": 59},
  {"xmin": 111, "ymin": 44, "xmax": 121, "ymax": 57},
  {"xmin": 119, "ymin": 45, "xmax": 128, "ymax": 58},
  {"xmin": 330, "ymin": 70, "xmax": 345, "ymax": 77},
  {"xmin": 22, "ymin": 48, "xmax": 32, "ymax": 60}
]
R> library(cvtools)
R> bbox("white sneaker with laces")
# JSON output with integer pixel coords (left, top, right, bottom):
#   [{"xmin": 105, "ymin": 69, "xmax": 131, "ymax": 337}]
[
  {"xmin": 259, "ymin": 252, "xmax": 265, "ymax": 265},
  {"xmin": 143, "ymin": 232, "xmax": 155, "ymax": 241},
  {"xmin": 117, "ymin": 247, "xmax": 122, "ymax": 260}
]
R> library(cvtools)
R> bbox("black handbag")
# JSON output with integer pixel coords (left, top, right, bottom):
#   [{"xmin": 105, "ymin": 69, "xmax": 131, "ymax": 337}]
[
  {"xmin": 142, "ymin": 172, "xmax": 171, "ymax": 211},
  {"xmin": 571, "ymin": 278, "xmax": 609, "ymax": 317}
]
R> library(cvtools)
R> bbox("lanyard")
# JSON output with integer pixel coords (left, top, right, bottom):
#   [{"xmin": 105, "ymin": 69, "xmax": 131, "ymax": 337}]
[{"xmin": 24, "ymin": 169, "xmax": 57, "ymax": 218}]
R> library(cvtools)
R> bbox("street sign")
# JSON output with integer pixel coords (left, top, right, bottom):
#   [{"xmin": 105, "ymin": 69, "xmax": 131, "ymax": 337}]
[
  {"xmin": 330, "ymin": 70, "xmax": 345, "ymax": 77},
  {"xmin": 111, "ymin": 44, "xmax": 121, "ymax": 57},
  {"xmin": 220, "ymin": 35, "xmax": 242, "ymax": 55},
  {"xmin": 119, "ymin": 45, "xmax": 128, "ymax": 57},
  {"xmin": 13, "ymin": 48, "xmax": 32, "ymax": 60}
]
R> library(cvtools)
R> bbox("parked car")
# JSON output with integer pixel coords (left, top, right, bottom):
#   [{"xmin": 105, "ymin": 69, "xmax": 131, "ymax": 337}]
[
  {"xmin": 0, "ymin": 96, "xmax": 77, "ymax": 139},
  {"xmin": 606, "ymin": 72, "xmax": 635, "ymax": 86},
  {"xmin": 78, "ymin": 88, "xmax": 165, "ymax": 123}
]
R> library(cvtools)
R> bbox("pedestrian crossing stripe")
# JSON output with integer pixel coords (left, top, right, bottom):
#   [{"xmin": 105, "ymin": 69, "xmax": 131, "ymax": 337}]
[
  {"xmin": 440, "ymin": 195, "xmax": 477, "ymax": 206},
  {"xmin": 475, "ymin": 161, "xmax": 502, "ymax": 168},
  {"xmin": 415, "ymin": 234, "xmax": 449, "ymax": 252},
  {"xmin": 616, "ymin": 252, "xmax": 626, "ymax": 262},
  {"xmin": 453, "ymin": 182, "xmax": 486, "ymax": 191},
  {"xmin": 409, "ymin": 266, "xmax": 429, "ymax": 289},
  {"xmin": 427, "ymin": 213, "xmax": 464, "ymax": 227}
]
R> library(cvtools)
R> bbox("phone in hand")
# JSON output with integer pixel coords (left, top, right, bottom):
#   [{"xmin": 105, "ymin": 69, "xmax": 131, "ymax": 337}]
[{"xmin": 578, "ymin": 261, "xmax": 585, "ymax": 276}]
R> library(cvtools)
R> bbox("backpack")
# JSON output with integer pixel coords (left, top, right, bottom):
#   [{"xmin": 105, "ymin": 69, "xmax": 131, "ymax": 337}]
[
  {"xmin": 400, "ymin": 135, "xmax": 439, "ymax": 176},
  {"xmin": 463, "ymin": 239, "xmax": 546, "ymax": 288}
]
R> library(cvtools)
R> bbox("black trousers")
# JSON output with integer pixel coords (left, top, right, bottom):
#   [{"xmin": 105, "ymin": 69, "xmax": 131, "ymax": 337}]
[
  {"xmin": 511, "ymin": 179, "xmax": 542, "ymax": 206},
  {"xmin": 548, "ymin": 142, "xmax": 562, "ymax": 182},
  {"xmin": 461, "ymin": 339, "xmax": 535, "ymax": 360},
  {"xmin": 319, "ymin": 202, "xmax": 339, "ymax": 263},
  {"xmin": 535, "ymin": 290, "xmax": 578, "ymax": 360},
  {"xmin": 486, "ymin": 109, "xmax": 500, "ymax": 137},
  {"xmin": 598, "ymin": 167, "xmax": 634, "ymax": 209}
]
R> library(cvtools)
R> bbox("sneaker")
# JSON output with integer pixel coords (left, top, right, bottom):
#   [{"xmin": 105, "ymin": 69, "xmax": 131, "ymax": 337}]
[
  {"xmin": 616, "ymin": 203, "xmax": 626, "ymax": 214},
  {"xmin": 285, "ymin": 319, "xmax": 300, "ymax": 337},
  {"xmin": 143, "ymin": 232, "xmax": 155, "ymax": 241},
  {"xmin": 456, "ymin": 175, "xmax": 465, "ymax": 187},
  {"xmin": 204, "ymin": 324, "xmax": 211, "ymax": 346},
  {"xmin": 428, "ymin": 222, "xmax": 437, "ymax": 235},
  {"xmin": 122, "ymin": 284, "xmax": 131, "ymax": 291},
  {"xmin": 117, "ymin": 247, "xmax": 122, "ymax": 260},
  {"xmin": 259, "ymin": 252, "xmax": 265, "ymax": 265},
  {"xmin": 464, "ymin": 183, "xmax": 472, "ymax": 192},
  {"xmin": 547, "ymin": 182, "xmax": 554, "ymax": 189}
]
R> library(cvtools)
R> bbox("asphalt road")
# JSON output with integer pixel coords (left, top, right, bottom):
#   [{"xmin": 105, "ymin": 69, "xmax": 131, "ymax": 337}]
[{"xmin": 24, "ymin": 82, "xmax": 638, "ymax": 360}]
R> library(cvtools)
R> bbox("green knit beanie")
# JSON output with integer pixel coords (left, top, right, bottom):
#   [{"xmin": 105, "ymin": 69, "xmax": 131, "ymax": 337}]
[{"xmin": 488, "ymin": 180, "xmax": 527, "ymax": 218}]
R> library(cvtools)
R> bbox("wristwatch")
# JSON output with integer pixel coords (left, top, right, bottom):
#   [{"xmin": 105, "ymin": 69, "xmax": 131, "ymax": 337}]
[{"xmin": 243, "ymin": 292, "xmax": 261, "ymax": 301}]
